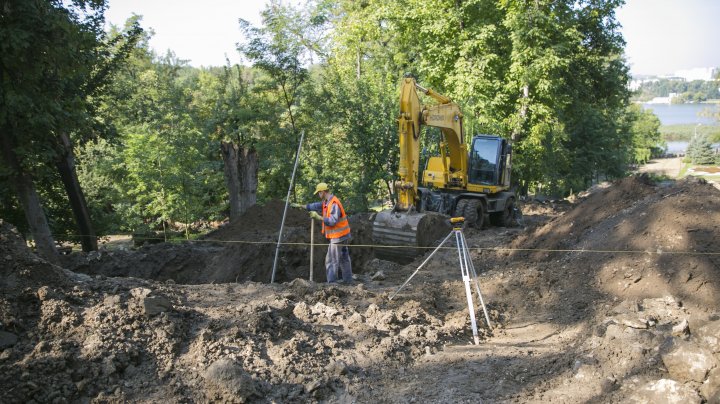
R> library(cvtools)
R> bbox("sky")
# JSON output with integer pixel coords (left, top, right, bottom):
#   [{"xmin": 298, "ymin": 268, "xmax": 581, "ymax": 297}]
[
  {"xmin": 105, "ymin": 0, "xmax": 267, "ymax": 67},
  {"xmin": 616, "ymin": 0, "xmax": 720, "ymax": 76},
  {"xmin": 105, "ymin": 0, "xmax": 720, "ymax": 76}
]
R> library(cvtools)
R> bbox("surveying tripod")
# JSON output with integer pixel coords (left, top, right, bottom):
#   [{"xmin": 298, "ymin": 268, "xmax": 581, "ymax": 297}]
[{"xmin": 389, "ymin": 217, "xmax": 492, "ymax": 345}]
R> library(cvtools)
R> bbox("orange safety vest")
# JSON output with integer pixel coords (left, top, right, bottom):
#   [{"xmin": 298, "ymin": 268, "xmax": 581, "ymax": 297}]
[{"xmin": 321, "ymin": 195, "xmax": 351, "ymax": 239}]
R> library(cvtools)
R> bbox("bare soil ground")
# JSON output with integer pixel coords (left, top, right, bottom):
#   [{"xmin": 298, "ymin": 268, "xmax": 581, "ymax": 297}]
[
  {"xmin": 2, "ymin": 175, "xmax": 719, "ymax": 403},
  {"xmin": 637, "ymin": 156, "xmax": 683, "ymax": 178}
]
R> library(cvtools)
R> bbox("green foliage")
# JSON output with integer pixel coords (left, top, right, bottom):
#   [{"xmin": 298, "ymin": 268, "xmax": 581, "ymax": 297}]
[
  {"xmin": 0, "ymin": 0, "xmax": 142, "ymax": 238},
  {"xmin": 624, "ymin": 104, "xmax": 664, "ymax": 164},
  {"xmin": 74, "ymin": 138, "xmax": 124, "ymax": 234},
  {"xmin": 321, "ymin": 0, "xmax": 636, "ymax": 197},
  {"xmin": 312, "ymin": 72, "xmax": 399, "ymax": 210},
  {"xmin": 237, "ymin": 1, "xmax": 316, "ymax": 201},
  {"xmin": 5, "ymin": 0, "xmax": 675, "ymax": 236},
  {"xmin": 77, "ymin": 33, "xmax": 227, "ymax": 234},
  {"xmin": 687, "ymin": 134, "xmax": 719, "ymax": 165},
  {"xmin": 632, "ymin": 79, "xmax": 720, "ymax": 103},
  {"xmin": 660, "ymin": 123, "xmax": 720, "ymax": 141}
]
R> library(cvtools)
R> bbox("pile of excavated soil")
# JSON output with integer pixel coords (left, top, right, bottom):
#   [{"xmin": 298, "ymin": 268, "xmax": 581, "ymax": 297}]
[
  {"xmin": 0, "ymin": 220, "xmax": 496, "ymax": 403},
  {"xmin": 508, "ymin": 175, "xmax": 720, "ymax": 311},
  {"xmin": 372, "ymin": 175, "xmax": 720, "ymax": 402},
  {"xmin": 2, "ymin": 175, "xmax": 720, "ymax": 403},
  {"xmin": 461, "ymin": 175, "xmax": 720, "ymax": 402},
  {"xmin": 0, "ymin": 220, "xmax": 72, "ymax": 294},
  {"xmin": 61, "ymin": 200, "xmax": 375, "ymax": 284}
]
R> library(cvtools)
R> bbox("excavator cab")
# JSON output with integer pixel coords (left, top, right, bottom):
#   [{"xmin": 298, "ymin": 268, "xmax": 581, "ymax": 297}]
[{"xmin": 468, "ymin": 135, "xmax": 511, "ymax": 188}]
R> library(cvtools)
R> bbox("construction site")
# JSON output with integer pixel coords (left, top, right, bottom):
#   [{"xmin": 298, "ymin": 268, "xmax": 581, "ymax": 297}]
[
  {"xmin": 4, "ymin": 0, "xmax": 720, "ymax": 402},
  {"xmin": 1, "ymin": 174, "xmax": 719, "ymax": 403}
]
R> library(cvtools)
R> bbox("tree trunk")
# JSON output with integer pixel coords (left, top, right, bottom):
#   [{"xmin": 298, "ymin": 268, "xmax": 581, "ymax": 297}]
[
  {"xmin": 56, "ymin": 132, "xmax": 97, "ymax": 252},
  {"xmin": 512, "ymin": 84, "xmax": 529, "ymax": 142},
  {"xmin": 220, "ymin": 141, "xmax": 242, "ymax": 221},
  {"xmin": 1, "ymin": 132, "xmax": 59, "ymax": 264},
  {"xmin": 221, "ymin": 142, "xmax": 258, "ymax": 221},
  {"xmin": 237, "ymin": 145, "xmax": 258, "ymax": 215}
]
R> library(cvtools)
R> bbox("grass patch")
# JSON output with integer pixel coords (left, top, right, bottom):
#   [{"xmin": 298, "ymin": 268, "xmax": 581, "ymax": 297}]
[
  {"xmin": 661, "ymin": 124, "xmax": 720, "ymax": 141},
  {"xmin": 683, "ymin": 164, "xmax": 720, "ymax": 181},
  {"xmin": 691, "ymin": 175, "xmax": 720, "ymax": 182},
  {"xmin": 679, "ymin": 162, "xmax": 691, "ymax": 177}
]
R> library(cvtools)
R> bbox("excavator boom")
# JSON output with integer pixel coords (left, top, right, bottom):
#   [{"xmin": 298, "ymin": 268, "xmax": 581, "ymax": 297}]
[{"xmin": 373, "ymin": 78, "xmax": 465, "ymax": 262}]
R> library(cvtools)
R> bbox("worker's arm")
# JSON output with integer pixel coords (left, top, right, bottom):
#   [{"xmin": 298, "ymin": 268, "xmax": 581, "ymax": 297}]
[
  {"xmin": 306, "ymin": 201, "xmax": 322, "ymax": 213},
  {"xmin": 306, "ymin": 202, "xmax": 325, "ymax": 222},
  {"xmin": 306, "ymin": 201, "xmax": 340, "ymax": 226}
]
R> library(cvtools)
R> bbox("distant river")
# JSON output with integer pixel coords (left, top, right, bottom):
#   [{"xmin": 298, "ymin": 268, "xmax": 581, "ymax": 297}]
[
  {"xmin": 665, "ymin": 140, "xmax": 720, "ymax": 154},
  {"xmin": 665, "ymin": 141, "xmax": 689, "ymax": 154},
  {"xmin": 642, "ymin": 103, "xmax": 718, "ymax": 126}
]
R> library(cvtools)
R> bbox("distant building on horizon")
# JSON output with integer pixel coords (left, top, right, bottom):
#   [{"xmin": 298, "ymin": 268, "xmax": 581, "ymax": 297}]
[
  {"xmin": 628, "ymin": 67, "xmax": 718, "ymax": 91},
  {"xmin": 646, "ymin": 92, "xmax": 679, "ymax": 104},
  {"xmin": 671, "ymin": 67, "xmax": 717, "ymax": 81}
]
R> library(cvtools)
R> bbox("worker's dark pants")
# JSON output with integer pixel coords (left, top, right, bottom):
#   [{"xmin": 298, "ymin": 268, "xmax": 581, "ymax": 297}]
[{"xmin": 326, "ymin": 241, "xmax": 352, "ymax": 283}]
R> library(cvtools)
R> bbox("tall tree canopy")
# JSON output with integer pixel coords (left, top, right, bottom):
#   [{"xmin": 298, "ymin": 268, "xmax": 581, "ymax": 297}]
[
  {"xmin": 1, "ymin": 0, "xmax": 140, "ymax": 259},
  {"xmin": 321, "ymin": 0, "xmax": 633, "ymax": 195},
  {"xmin": 3, "ymin": 0, "xmax": 660, "ymax": 245}
]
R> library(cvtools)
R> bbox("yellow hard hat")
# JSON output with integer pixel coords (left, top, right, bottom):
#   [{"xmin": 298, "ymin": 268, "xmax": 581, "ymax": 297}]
[{"xmin": 314, "ymin": 182, "xmax": 329, "ymax": 195}]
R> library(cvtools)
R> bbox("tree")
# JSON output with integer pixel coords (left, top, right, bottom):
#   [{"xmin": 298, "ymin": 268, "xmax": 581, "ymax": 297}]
[
  {"xmin": 624, "ymin": 104, "xmax": 663, "ymax": 164},
  {"xmin": 109, "ymin": 56, "xmax": 225, "ymax": 238},
  {"xmin": 322, "ymin": 0, "xmax": 634, "ymax": 198},
  {"xmin": 0, "ymin": 0, "xmax": 137, "ymax": 260},
  {"xmin": 191, "ymin": 65, "xmax": 261, "ymax": 221},
  {"xmin": 688, "ymin": 134, "xmax": 717, "ymax": 165},
  {"xmin": 237, "ymin": 0, "xmax": 320, "ymax": 201}
]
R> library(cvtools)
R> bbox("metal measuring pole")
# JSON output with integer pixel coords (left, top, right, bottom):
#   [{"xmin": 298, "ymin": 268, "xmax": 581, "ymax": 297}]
[
  {"xmin": 309, "ymin": 219, "xmax": 314, "ymax": 282},
  {"xmin": 271, "ymin": 130, "xmax": 305, "ymax": 284}
]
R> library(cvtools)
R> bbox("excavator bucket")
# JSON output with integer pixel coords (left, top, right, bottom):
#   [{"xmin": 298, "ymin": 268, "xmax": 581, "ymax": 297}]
[{"xmin": 372, "ymin": 210, "xmax": 452, "ymax": 263}]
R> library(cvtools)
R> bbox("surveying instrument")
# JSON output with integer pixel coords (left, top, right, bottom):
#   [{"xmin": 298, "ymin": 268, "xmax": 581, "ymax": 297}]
[{"xmin": 389, "ymin": 216, "xmax": 492, "ymax": 345}]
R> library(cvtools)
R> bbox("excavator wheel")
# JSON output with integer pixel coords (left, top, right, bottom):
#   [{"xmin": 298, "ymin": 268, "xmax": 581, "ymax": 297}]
[
  {"xmin": 453, "ymin": 199, "xmax": 468, "ymax": 217},
  {"xmin": 490, "ymin": 198, "xmax": 514, "ymax": 227},
  {"xmin": 464, "ymin": 199, "xmax": 484, "ymax": 229}
]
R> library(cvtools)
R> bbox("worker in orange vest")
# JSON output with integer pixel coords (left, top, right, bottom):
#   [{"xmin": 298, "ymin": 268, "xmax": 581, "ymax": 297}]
[{"xmin": 292, "ymin": 182, "xmax": 353, "ymax": 283}]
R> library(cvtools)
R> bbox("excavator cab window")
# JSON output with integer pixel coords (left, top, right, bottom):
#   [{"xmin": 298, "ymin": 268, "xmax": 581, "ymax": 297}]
[{"xmin": 468, "ymin": 136, "xmax": 501, "ymax": 185}]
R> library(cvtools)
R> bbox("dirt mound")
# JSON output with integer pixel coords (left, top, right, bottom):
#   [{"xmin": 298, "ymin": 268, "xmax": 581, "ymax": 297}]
[
  {"xmin": 202, "ymin": 199, "xmax": 310, "ymax": 241},
  {"xmin": 511, "ymin": 175, "xmax": 658, "ymax": 255},
  {"xmin": 0, "ymin": 220, "xmax": 72, "ymax": 294},
  {"xmin": 62, "ymin": 200, "xmax": 375, "ymax": 284},
  {"xmin": 0, "ymin": 220, "xmax": 489, "ymax": 403},
  {"xmin": 506, "ymin": 175, "xmax": 720, "ymax": 310}
]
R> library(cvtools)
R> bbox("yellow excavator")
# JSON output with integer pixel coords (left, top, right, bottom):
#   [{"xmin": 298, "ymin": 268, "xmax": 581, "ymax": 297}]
[{"xmin": 373, "ymin": 77, "xmax": 516, "ymax": 262}]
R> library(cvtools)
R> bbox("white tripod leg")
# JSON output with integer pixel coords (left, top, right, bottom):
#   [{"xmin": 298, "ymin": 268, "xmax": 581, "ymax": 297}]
[
  {"xmin": 456, "ymin": 230, "xmax": 480, "ymax": 345},
  {"xmin": 389, "ymin": 231, "xmax": 454, "ymax": 301},
  {"xmin": 460, "ymin": 231, "xmax": 492, "ymax": 330}
]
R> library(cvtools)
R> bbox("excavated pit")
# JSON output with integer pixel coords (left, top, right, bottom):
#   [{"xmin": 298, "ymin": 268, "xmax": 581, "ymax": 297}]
[{"xmin": 60, "ymin": 200, "xmax": 376, "ymax": 284}]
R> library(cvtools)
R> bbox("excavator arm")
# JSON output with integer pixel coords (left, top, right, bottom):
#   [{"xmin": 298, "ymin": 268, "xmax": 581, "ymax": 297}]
[
  {"xmin": 395, "ymin": 78, "xmax": 422, "ymax": 211},
  {"xmin": 373, "ymin": 78, "xmax": 466, "ymax": 262},
  {"xmin": 395, "ymin": 77, "xmax": 467, "ymax": 211}
]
